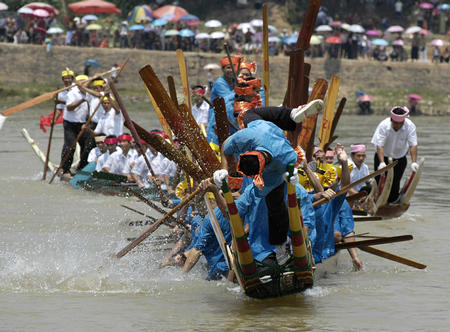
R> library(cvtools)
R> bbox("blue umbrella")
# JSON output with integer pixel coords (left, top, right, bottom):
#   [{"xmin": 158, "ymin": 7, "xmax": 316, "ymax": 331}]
[
  {"xmin": 129, "ymin": 24, "xmax": 145, "ymax": 31},
  {"xmin": 372, "ymin": 38, "xmax": 389, "ymax": 46},
  {"xmin": 438, "ymin": 4, "xmax": 450, "ymax": 10},
  {"xmin": 178, "ymin": 14, "xmax": 199, "ymax": 22},
  {"xmin": 179, "ymin": 29, "xmax": 195, "ymax": 37},
  {"xmin": 283, "ymin": 36, "xmax": 297, "ymax": 44},
  {"xmin": 152, "ymin": 18, "xmax": 168, "ymax": 26},
  {"xmin": 84, "ymin": 59, "xmax": 100, "ymax": 68},
  {"xmin": 82, "ymin": 14, "xmax": 98, "ymax": 21}
]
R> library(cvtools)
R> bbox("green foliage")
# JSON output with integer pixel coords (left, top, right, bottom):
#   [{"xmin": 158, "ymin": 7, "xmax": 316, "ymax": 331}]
[{"xmin": 285, "ymin": 0, "xmax": 308, "ymax": 27}]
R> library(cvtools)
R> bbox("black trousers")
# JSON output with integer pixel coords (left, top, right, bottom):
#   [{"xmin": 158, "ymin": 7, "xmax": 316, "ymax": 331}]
[
  {"xmin": 243, "ymin": 106, "xmax": 296, "ymax": 131},
  {"xmin": 61, "ymin": 120, "xmax": 91, "ymax": 173},
  {"xmin": 374, "ymin": 154, "xmax": 407, "ymax": 203},
  {"xmin": 266, "ymin": 182, "xmax": 289, "ymax": 245}
]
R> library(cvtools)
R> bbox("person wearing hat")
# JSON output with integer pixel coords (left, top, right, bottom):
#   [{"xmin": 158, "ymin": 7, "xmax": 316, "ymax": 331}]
[
  {"xmin": 191, "ymin": 85, "xmax": 209, "ymax": 127},
  {"xmin": 87, "ymin": 134, "xmax": 107, "ymax": 163},
  {"xmin": 348, "ymin": 144, "xmax": 370, "ymax": 196},
  {"xmin": 102, "ymin": 133, "xmax": 134, "ymax": 179},
  {"xmin": 59, "ymin": 74, "xmax": 91, "ymax": 178},
  {"xmin": 371, "ymin": 106, "xmax": 418, "ymax": 203},
  {"xmin": 88, "ymin": 96, "xmax": 123, "ymax": 137},
  {"xmin": 96, "ymin": 135, "xmax": 120, "ymax": 172}
]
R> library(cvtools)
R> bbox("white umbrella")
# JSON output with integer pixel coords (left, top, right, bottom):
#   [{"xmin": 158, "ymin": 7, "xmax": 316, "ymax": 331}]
[
  {"xmin": 250, "ymin": 19, "xmax": 263, "ymax": 27},
  {"xmin": 387, "ymin": 25, "xmax": 404, "ymax": 33},
  {"xmin": 349, "ymin": 24, "xmax": 365, "ymax": 33},
  {"xmin": 237, "ymin": 22, "xmax": 255, "ymax": 33},
  {"xmin": 47, "ymin": 27, "xmax": 64, "ymax": 34},
  {"xmin": 341, "ymin": 23, "xmax": 351, "ymax": 31},
  {"xmin": 405, "ymin": 26, "xmax": 422, "ymax": 34},
  {"xmin": 0, "ymin": 2, "xmax": 8, "ymax": 11},
  {"xmin": 33, "ymin": 9, "xmax": 50, "ymax": 18},
  {"xmin": 315, "ymin": 25, "xmax": 333, "ymax": 32},
  {"xmin": 203, "ymin": 63, "xmax": 221, "ymax": 70},
  {"xmin": 268, "ymin": 36, "xmax": 280, "ymax": 43},
  {"xmin": 18, "ymin": 7, "xmax": 33, "ymax": 14},
  {"xmin": 205, "ymin": 19, "xmax": 222, "ymax": 28},
  {"xmin": 195, "ymin": 32, "xmax": 210, "ymax": 39},
  {"xmin": 210, "ymin": 31, "xmax": 225, "ymax": 39}
]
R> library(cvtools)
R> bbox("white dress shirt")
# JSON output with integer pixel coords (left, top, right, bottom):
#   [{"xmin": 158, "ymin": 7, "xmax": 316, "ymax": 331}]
[
  {"xmin": 191, "ymin": 100, "xmax": 209, "ymax": 125},
  {"xmin": 64, "ymin": 86, "xmax": 89, "ymax": 123},
  {"xmin": 349, "ymin": 159, "xmax": 370, "ymax": 191},
  {"xmin": 371, "ymin": 118, "xmax": 417, "ymax": 159},
  {"xmin": 94, "ymin": 108, "xmax": 123, "ymax": 137},
  {"xmin": 103, "ymin": 150, "xmax": 133, "ymax": 175}
]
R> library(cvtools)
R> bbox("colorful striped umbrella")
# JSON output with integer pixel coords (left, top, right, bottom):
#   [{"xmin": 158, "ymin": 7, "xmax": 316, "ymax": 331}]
[
  {"xmin": 127, "ymin": 5, "xmax": 154, "ymax": 24},
  {"xmin": 153, "ymin": 5, "xmax": 188, "ymax": 22}
]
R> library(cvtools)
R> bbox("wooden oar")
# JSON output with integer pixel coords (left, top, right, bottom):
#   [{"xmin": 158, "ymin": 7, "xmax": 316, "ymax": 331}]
[
  {"xmin": 120, "ymin": 204, "xmax": 158, "ymax": 222},
  {"xmin": 335, "ymin": 235, "xmax": 413, "ymax": 250},
  {"xmin": 202, "ymin": 95, "xmax": 239, "ymax": 132},
  {"xmin": 319, "ymin": 75, "xmax": 340, "ymax": 150},
  {"xmin": 359, "ymin": 246, "xmax": 426, "ymax": 269},
  {"xmin": 354, "ymin": 216, "xmax": 383, "ymax": 222},
  {"xmin": 115, "ymin": 184, "xmax": 205, "ymax": 259},
  {"xmin": 42, "ymin": 98, "xmax": 58, "ymax": 180},
  {"xmin": 176, "ymin": 49, "xmax": 192, "ymax": 111},
  {"xmin": 167, "ymin": 76, "xmax": 179, "ymax": 109},
  {"xmin": 1, "ymin": 67, "xmax": 121, "ymax": 117},
  {"xmin": 313, "ymin": 161, "xmax": 398, "ymax": 207},
  {"xmin": 262, "ymin": 3, "xmax": 269, "ymax": 106},
  {"xmin": 223, "ymin": 42, "xmax": 238, "ymax": 82},
  {"xmin": 143, "ymin": 86, "xmax": 173, "ymax": 143},
  {"xmin": 109, "ymin": 81, "xmax": 169, "ymax": 204},
  {"xmin": 324, "ymin": 97, "xmax": 346, "ymax": 151}
]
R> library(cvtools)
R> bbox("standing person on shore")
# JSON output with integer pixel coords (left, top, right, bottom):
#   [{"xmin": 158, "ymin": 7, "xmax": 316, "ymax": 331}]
[
  {"xmin": 371, "ymin": 107, "xmax": 418, "ymax": 203},
  {"xmin": 59, "ymin": 74, "xmax": 90, "ymax": 179}
]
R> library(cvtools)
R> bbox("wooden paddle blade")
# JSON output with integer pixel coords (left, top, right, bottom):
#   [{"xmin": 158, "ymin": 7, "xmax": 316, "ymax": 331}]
[
  {"xmin": 2, "ymin": 90, "xmax": 60, "ymax": 116},
  {"xmin": 335, "ymin": 235, "xmax": 413, "ymax": 250},
  {"xmin": 360, "ymin": 246, "xmax": 426, "ymax": 269},
  {"xmin": 131, "ymin": 121, "xmax": 205, "ymax": 182},
  {"xmin": 330, "ymin": 97, "xmax": 346, "ymax": 139},
  {"xmin": 143, "ymin": 86, "xmax": 173, "ymax": 143},
  {"xmin": 167, "ymin": 75, "xmax": 179, "ymax": 109},
  {"xmin": 319, "ymin": 75, "xmax": 340, "ymax": 149},
  {"xmin": 213, "ymin": 97, "xmax": 231, "ymax": 146},
  {"xmin": 296, "ymin": 0, "xmax": 321, "ymax": 50},
  {"xmin": 297, "ymin": 78, "xmax": 328, "ymax": 156},
  {"xmin": 176, "ymin": 49, "xmax": 192, "ymax": 111}
]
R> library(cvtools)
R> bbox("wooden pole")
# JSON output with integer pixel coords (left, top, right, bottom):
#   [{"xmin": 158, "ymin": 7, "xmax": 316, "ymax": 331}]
[
  {"xmin": 262, "ymin": 3, "xmax": 270, "ymax": 106},
  {"xmin": 359, "ymin": 246, "xmax": 426, "ymax": 269},
  {"xmin": 42, "ymin": 97, "xmax": 58, "ymax": 180},
  {"xmin": 335, "ymin": 235, "xmax": 413, "ymax": 250}
]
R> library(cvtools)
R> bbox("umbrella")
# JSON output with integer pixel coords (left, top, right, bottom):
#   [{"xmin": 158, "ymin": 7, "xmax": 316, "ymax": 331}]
[
  {"xmin": 349, "ymin": 24, "xmax": 365, "ymax": 33},
  {"xmin": 204, "ymin": 63, "xmax": 220, "ymax": 70},
  {"xmin": 325, "ymin": 36, "xmax": 343, "ymax": 44},
  {"xmin": 268, "ymin": 36, "xmax": 281, "ymax": 43},
  {"xmin": 128, "ymin": 5, "xmax": 153, "ymax": 24},
  {"xmin": 310, "ymin": 35, "xmax": 322, "ymax": 45},
  {"xmin": 438, "ymin": 4, "xmax": 450, "ymax": 10},
  {"xmin": 178, "ymin": 14, "xmax": 199, "ymax": 22},
  {"xmin": 205, "ymin": 19, "xmax": 222, "ymax": 28},
  {"xmin": 129, "ymin": 24, "xmax": 145, "ymax": 31},
  {"xmin": 408, "ymin": 94, "xmax": 422, "ymax": 100},
  {"xmin": 237, "ymin": 22, "xmax": 255, "ymax": 33},
  {"xmin": 18, "ymin": 7, "xmax": 34, "ymax": 15},
  {"xmin": 33, "ymin": 9, "xmax": 50, "ymax": 18},
  {"xmin": 0, "ymin": 2, "xmax": 8, "ymax": 11},
  {"xmin": 387, "ymin": 25, "xmax": 404, "ymax": 33},
  {"xmin": 372, "ymin": 38, "xmax": 389, "ymax": 46},
  {"xmin": 405, "ymin": 26, "xmax": 422, "ymax": 34},
  {"xmin": 152, "ymin": 18, "xmax": 168, "ymax": 26},
  {"xmin": 268, "ymin": 25, "xmax": 277, "ymax": 33},
  {"xmin": 392, "ymin": 39, "xmax": 405, "ymax": 46},
  {"xmin": 69, "ymin": 0, "xmax": 122, "ymax": 15},
  {"xmin": 85, "ymin": 59, "xmax": 100, "ymax": 68},
  {"xmin": 329, "ymin": 20, "xmax": 341, "ymax": 27},
  {"xmin": 47, "ymin": 26, "xmax": 64, "ymax": 34},
  {"xmin": 210, "ymin": 31, "xmax": 225, "ymax": 39},
  {"xmin": 25, "ymin": 2, "xmax": 58, "ymax": 15},
  {"xmin": 82, "ymin": 14, "xmax": 98, "ymax": 21},
  {"xmin": 33, "ymin": 26, "xmax": 47, "ymax": 34},
  {"xmin": 153, "ymin": 5, "xmax": 188, "ymax": 21},
  {"xmin": 250, "ymin": 19, "xmax": 263, "ymax": 27},
  {"xmin": 366, "ymin": 30, "xmax": 381, "ymax": 37},
  {"xmin": 430, "ymin": 39, "xmax": 446, "ymax": 46},
  {"xmin": 86, "ymin": 23, "xmax": 102, "ymax": 30},
  {"xmin": 283, "ymin": 36, "xmax": 297, "ymax": 44},
  {"xmin": 357, "ymin": 94, "xmax": 373, "ymax": 102},
  {"xmin": 164, "ymin": 29, "xmax": 179, "ymax": 37},
  {"xmin": 419, "ymin": 2, "xmax": 434, "ymax": 9},
  {"xmin": 179, "ymin": 29, "xmax": 194, "ymax": 37},
  {"xmin": 341, "ymin": 23, "xmax": 351, "ymax": 31},
  {"xmin": 420, "ymin": 29, "xmax": 432, "ymax": 35},
  {"xmin": 195, "ymin": 32, "xmax": 210, "ymax": 39},
  {"xmin": 316, "ymin": 25, "xmax": 333, "ymax": 32}
]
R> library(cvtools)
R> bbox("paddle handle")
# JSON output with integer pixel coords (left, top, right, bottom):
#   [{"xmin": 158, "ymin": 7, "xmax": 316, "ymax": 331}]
[
  {"xmin": 335, "ymin": 235, "xmax": 413, "ymax": 250},
  {"xmin": 42, "ymin": 97, "xmax": 58, "ymax": 180}
]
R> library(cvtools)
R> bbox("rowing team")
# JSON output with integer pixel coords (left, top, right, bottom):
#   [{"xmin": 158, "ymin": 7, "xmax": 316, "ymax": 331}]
[{"xmin": 155, "ymin": 103, "xmax": 370, "ymax": 281}]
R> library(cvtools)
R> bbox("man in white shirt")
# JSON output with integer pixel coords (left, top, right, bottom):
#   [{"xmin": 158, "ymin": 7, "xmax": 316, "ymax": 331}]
[
  {"xmin": 103, "ymin": 134, "xmax": 134, "ymax": 180},
  {"xmin": 92, "ymin": 96, "xmax": 123, "ymax": 137},
  {"xmin": 191, "ymin": 85, "xmax": 209, "ymax": 127},
  {"xmin": 87, "ymin": 134, "xmax": 107, "ymax": 163},
  {"xmin": 60, "ymin": 74, "xmax": 90, "ymax": 177},
  {"xmin": 371, "ymin": 106, "xmax": 418, "ymax": 203}
]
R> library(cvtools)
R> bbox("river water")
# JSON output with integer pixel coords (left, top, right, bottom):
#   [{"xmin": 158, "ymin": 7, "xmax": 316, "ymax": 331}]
[{"xmin": 1, "ymin": 110, "xmax": 449, "ymax": 331}]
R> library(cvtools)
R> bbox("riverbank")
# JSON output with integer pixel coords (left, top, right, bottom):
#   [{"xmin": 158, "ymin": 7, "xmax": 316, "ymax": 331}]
[{"xmin": 0, "ymin": 43, "xmax": 448, "ymax": 115}]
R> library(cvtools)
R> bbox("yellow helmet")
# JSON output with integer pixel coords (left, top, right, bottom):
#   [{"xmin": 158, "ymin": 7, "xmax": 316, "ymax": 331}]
[
  {"xmin": 175, "ymin": 177, "xmax": 194, "ymax": 199},
  {"xmin": 61, "ymin": 69, "xmax": 74, "ymax": 77},
  {"xmin": 75, "ymin": 74, "xmax": 89, "ymax": 82}
]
